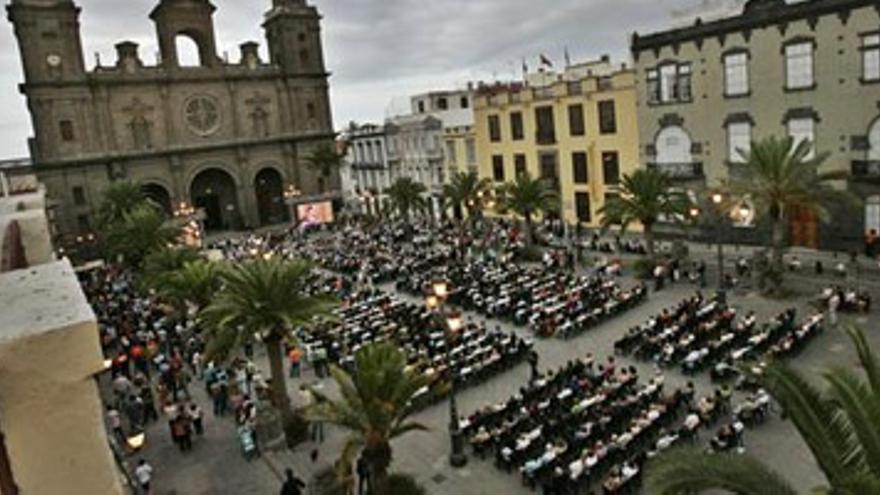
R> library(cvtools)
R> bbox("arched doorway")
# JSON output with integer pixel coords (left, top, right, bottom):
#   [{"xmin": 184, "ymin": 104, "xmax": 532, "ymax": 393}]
[
  {"xmin": 141, "ymin": 183, "xmax": 172, "ymax": 216},
  {"xmin": 254, "ymin": 167, "xmax": 289, "ymax": 226},
  {"xmin": 190, "ymin": 168, "xmax": 239, "ymax": 231}
]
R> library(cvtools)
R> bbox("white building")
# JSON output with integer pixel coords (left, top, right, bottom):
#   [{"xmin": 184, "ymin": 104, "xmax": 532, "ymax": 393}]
[{"xmin": 340, "ymin": 123, "xmax": 390, "ymax": 216}]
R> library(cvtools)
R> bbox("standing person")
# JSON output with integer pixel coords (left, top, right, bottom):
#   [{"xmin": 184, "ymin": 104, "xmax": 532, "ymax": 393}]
[
  {"xmin": 280, "ymin": 468, "xmax": 306, "ymax": 495},
  {"xmin": 527, "ymin": 350, "xmax": 540, "ymax": 382},
  {"xmin": 356, "ymin": 454, "xmax": 370, "ymax": 495},
  {"xmin": 288, "ymin": 346, "xmax": 302, "ymax": 378},
  {"xmin": 134, "ymin": 459, "xmax": 153, "ymax": 494},
  {"xmin": 829, "ymin": 290, "xmax": 841, "ymax": 328},
  {"xmin": 107, "ymin": 405, "xmax": 125, "ymax": 445},
  {"xmin": 189, "ymin": 403, "xmax": 204, "ymax": 436}
]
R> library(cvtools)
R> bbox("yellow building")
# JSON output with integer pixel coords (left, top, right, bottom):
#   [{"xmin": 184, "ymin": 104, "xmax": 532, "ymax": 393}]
[{"xmin": 474, "ymin": 58, "xmax": 640, "ymax": 228}]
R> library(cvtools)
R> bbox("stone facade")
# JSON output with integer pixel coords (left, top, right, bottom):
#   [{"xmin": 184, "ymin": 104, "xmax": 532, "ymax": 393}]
[
  {"xmin": 7, "ymin": 0, "xmax": 338, "ymax": 240},
  {"xmin": 632, "ymin": 0, "xmax": 880, "ymax": 249}
]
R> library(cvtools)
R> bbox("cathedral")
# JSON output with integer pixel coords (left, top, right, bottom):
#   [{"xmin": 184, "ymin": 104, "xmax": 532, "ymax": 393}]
[{"xmin": 6, "ymin": 0, "xmax": 339, "ymax": 239}]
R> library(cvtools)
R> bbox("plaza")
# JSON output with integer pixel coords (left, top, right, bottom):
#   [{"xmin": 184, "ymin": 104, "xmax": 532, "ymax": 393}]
[{"xmin": 1, "ymin": 0, "xmax": 880, "ymax": 494}]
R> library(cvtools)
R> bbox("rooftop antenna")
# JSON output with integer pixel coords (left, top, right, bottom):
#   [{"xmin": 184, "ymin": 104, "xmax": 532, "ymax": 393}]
[{"xmin": 94, "ymin": 52, "xmax": 101, "ymax": 68}]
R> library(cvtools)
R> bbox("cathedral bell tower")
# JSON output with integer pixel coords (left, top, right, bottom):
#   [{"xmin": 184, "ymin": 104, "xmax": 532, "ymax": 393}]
[
  {"xmin": 7, "ymin": 0, "xmax": 86, "ymax": 83},
  {"xmin": 263, "ymin": 0, "xmax": 327, "ymax": 76},
  {"xmin": 150, "ymin": 0, "xmax": 221, "ymax": 68}
]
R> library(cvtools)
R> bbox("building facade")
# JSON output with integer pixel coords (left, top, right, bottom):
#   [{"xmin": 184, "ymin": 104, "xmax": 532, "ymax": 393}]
[
  {"xmin": 632, "ymin": 0, "xmax": 880, "ymax": 249},
  {"xmin": 7, "ymin": 0, "xmax": 338, "ymax": 241},
  {"xmin": 342, "ymin": 123, "xmax": 390, "ymax": 215},
  {"xmin": 473, "ymin": 59, "xmax": 640, "ymax": 228}
]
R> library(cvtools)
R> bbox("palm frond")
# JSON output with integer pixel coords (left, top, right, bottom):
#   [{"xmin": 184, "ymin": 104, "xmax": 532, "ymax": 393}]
[{"xmin": 645, "ymin": 446, "xmax": 798, "ymax": 495}]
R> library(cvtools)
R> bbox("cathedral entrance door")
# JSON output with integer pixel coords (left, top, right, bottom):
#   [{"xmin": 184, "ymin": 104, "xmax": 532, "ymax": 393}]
[
  {"xmin": 254, "ymin": 167, "xmax": 289, "ymax": 226},
  {"xmin": 190, "ymin": 168, "xmax": 239, "ymax": 231},
  {"xmin": 195, "ymin": 194, "xmax": 222, "ymax": 231}
]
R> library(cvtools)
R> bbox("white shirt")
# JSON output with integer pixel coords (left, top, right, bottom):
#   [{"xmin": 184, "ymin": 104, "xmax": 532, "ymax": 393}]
[{"xmin": 134, "ymin": 464, "xmax": 153, "ymax": 484}]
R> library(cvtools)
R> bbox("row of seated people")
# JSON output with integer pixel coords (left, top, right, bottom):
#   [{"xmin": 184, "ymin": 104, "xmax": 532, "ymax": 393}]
[
  {"xmin": 710, "ymin": 311, "xmax": 825, "ymax": 383},
  {"xmin": 614, "ymin": 293, "xmax": 742, "ymax": 373},
  {"xmin": 816, "ymin": 285, "xmax": 872, "ymax": 314},
  {"xmin": 460, "ymin": 356, "xmax": 690, "ymax": 494},
  {"xmin": 298, "ymin": 290, "xmax": 533, "ymax": 410},
  {"xmin": 399, "ymin": 258, "xmax": 648, "ymax": 339}
]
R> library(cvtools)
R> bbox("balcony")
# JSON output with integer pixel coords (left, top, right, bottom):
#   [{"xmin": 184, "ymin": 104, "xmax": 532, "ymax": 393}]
[
  {"xmin": 647, "ymin": 162, "xmax": 705, "ymax": 180},
  {"xmin": 852, "ymin": 160, "xmax": 880, "ymax": 179}
]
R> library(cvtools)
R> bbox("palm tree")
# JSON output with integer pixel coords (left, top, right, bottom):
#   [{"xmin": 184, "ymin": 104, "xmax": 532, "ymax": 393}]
[
  {"xmin": 598, "ymin": 168, "xmax": 691, "ymax": 258},
  {"xmin": 104, "ymin": 203, "xmax": 179, "ymax": 267},
  {"xmin": 154, "ymin": 260, "xmax": 222, "ymax": 315},
  {"xmin": 442, "ymin": 171, "xmax": 492, "ymax": 222},
  {"xmin": 96, "ymin": 180, "xmax": 154, "ymax": 229},
  {"xmin": 305, "ymin": 143, "xmax": 344, "ymax": 178},
  {"xmin": 646, "ymin": 325, "xmax": 880, "ymax": 494},
  {"xmin": 306, "ymin": 343, "xmax": 431, "ymax": 494},
  {"xmin": 200, "ymin": 259, "xmax": 337, "ymax": 444},
  {"xmin": 141, "ymin": 246, "xmax": 201, "ymax": 289},
  {"xmin": 386, "ymin": 177, "xmax": 428, "ymax": 220},
  {"xmin": 727, "ymin": 136, "xmax": 856, "ymax": 290},
  {"xmin": 495, "ymin": 172, "xmax": 559, "ymax": 247}
]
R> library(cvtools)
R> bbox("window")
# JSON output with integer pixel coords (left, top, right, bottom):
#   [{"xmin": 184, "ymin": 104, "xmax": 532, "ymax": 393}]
[
  {"xmin": 418, "ymin": 101, "xmax": 425, "ymax": 113},
  {"xmin": 539, "ymin": 152, "xmax": 558, "ymax": 182},
  {"xmin": 568, "ymin": 104, "xmax": 585, "ymax": 137},
  {"xmin": 72, "ymin": 186, "xmax": 86, "ymax": 206},
  {"xmin": 567, "ymin": 81, "xmax": 582, "ymax": 96},
  {"xmin": 572, "ymin": 152, "xmax": 588, "ymax": 184},
  {"xmin": 514, "ymin": 154, "xmax": 527, "ymax": 178},
  {"xmin": 535, "ymin": 106, "xmax": 555, "ymax": 144},
  {"xmin": 648, "ymin": 63, "xmax": 691, "ymax": 104},
  {"xmin": 727, "ymin": 122, "xmax": 751, "ymax": 163},
  {"xmin": 785, "ymin": 42, "xmax": 814, "ymax": 90},
  {"xmin": 510, "ymin": 112, "xmax": 524, "ymax": 141},
  {"xmin": 598, "ymin": 100, "xmax": 617, "ymax": 134},
  {"xmin": 863, "ymin": 33, "xmax": 880, "ymax": 82},
  {"xmin": 465, "ymin": 138, "xmax": 476, "ymax": 164},
  {"xmin": 59, "ymin": 120, "xmax": 75, "ymax": 141},
  {"xmin": 77, "ymin": 214, "xmax": 90, "ymax": 232},
  {"xmin": 575, "ymin": 192, "xmax": 591, "ymax": 223},
  {"xmin": 602, "ymin": 152, "xmax": 620, "ymax": 185},
  {"xmin": 868, "ymin": 119, "xmax": 880, "ymax": 161},
  {"xmin": 306, "ymin": 102, "xmax": 316, "ymax": 119},
  {"xmin": 655, "ymin": 126, "xmax": 693, "ymax": 164},
  {"xmin": 438, "ymin": 97, "xmax": 448, "ymax": 110},
  {"xmin": 788, "ymin": 117, "xmax": 816, "ymax": 160},
  {"xmin": 488, "ymin": 115, "xmax": 501, "ymax": 142},
  {"xmin": 460, "ymin": 96, "xmax": 469, "ymax": 109},
  {"xmin": 492, "ymin": 155, "xmax": 505, "ymax": 182},
  {"xmin": 445, "ymin": 141, "xmax": 456, "ymax": 165},
  {"xmin": 724, "ymin": 52, "xmax": 749, "ymax": 96}
]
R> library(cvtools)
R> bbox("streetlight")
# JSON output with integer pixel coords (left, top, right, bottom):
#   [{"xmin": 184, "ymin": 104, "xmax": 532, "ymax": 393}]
[
  {"xmin": 709, "ymin": 192, "xmax": 727, "ymax": 304},
  {"xmin": 425, "ymin": 281, "xmax": 467, "ymax": 468}
]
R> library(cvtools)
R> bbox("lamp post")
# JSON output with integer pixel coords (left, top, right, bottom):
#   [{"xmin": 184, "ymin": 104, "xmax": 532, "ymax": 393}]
[
  {"xmin": 426, "ymin": 281, "xmax": 468, "ymax": 468},
  {"xmin": 711, "ymin": 193, "xmax": 727, "ymax": 304}
]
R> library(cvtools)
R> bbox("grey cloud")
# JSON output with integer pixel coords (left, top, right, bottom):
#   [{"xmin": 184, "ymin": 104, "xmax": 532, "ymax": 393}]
[{"xmin": 0, "ymin": 0, "xmax": 720, "ymax": 159}]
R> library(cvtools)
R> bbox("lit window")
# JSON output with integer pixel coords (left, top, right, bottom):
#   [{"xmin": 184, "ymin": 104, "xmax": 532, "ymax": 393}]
[
  {"xmin": 727, "ymin": 122, "xmax": 751, "ymax": 163},
  {"xmin": 724, "ymin": 52, "xmax": 749, "ymax": 96},
  {"xmin": 785, "ymin": 42, "xmax": 814, "ymax": 90},
  {"xmin": 863, "ymin": 33, "xmax": 880, "ymax": 82},
  {"xmin": 787, "ymin": 117, "xmax": 816, "ymax": 160}
]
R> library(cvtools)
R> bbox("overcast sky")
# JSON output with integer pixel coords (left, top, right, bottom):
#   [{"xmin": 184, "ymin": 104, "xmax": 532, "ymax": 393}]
[{"xmin": 0, "ymin": 0, "xmax": 744, "ymax": 160}]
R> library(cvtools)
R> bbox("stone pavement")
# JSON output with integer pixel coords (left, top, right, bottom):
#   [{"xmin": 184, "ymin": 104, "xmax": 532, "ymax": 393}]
[{"xmin": 136, "ymin": 272, "xmax": 880, "ymax": 494}]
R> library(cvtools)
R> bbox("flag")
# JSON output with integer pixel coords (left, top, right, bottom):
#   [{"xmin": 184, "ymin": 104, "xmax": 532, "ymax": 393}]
[
  {"xmin": 564, "ymin": 47, "xmax": 572, "ymax": 68},
  {"xmin": 522, "ymin": 58, "xmax": 528, "ymax": 75},
  {"xmin": 540, "ymin": 54, "xmax": 553, "ymax": 67}
]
